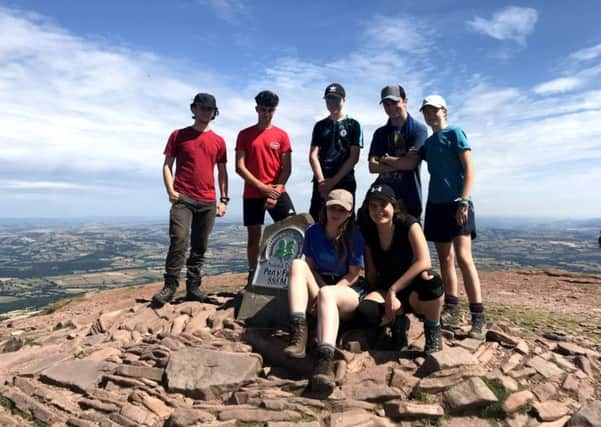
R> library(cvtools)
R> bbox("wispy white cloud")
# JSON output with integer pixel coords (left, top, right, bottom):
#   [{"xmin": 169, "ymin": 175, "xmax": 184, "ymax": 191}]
[
  {"xmin": 1, "ymin": 6, "xmax": 601, "ymax": 219},
  {"xmin": 533, "ymin": 77, "xmax": 583, "ymax": 95},
  {"xmin": 570, "ymin": 42, "xmax": 601, "ymax": 62},
  {"xmin": 196, "ymin": 0, "xmax": 246, "ymax": 24},
  {"xmin": 467, "ymin": 6, "xmax": 538, "ymax": 45}
]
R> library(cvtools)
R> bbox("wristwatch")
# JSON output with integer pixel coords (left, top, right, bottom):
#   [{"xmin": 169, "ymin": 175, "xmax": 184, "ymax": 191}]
[{"xmin": 220, "ymin": 196, "xmax": 230, "ymax": 205}]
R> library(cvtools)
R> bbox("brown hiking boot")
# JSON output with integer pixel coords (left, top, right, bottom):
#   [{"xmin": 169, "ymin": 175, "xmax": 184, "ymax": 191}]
[
  {"xmin": 152, "ymin": 284, "xmax": 177, "ymax": 306},
  {"xmin": 310, "ymin": 348, "xmax": 336, "ymax": 395},
  {"xmin": 440, "ymin": 303, "xmax": 461, "ymax": 331},
  {"xmin": 283, "ymin": 318, "xmax": 308, "ymax": 358},
  {"xmin": 185, "ymin": 278, "xmax": 208, "ymax": 302},
  {"xmin": 469, "ymin": 312, "xmax": 486, "ymax": 340}
]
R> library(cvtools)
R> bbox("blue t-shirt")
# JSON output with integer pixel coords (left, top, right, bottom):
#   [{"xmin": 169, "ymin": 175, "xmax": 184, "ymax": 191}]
[
  {"xmin": 419, "ymin": 125, "xmax": 471, "ymax": 204},
  {"xmin": 368, "ymin": 115, "xmax": 427, "ymax": 210},
  {"xmin": 302, "ymin": 223, "xmax": 364, "ymax": 276}
]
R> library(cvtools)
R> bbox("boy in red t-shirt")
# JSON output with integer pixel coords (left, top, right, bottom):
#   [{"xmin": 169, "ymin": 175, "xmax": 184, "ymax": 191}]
[
  {"xmin": 235, "ymin": 90, "xmax": 296, "ymax": 283},
  {"xmin": 153, "ymin": 93, "xmax": 229, "ymax": 306}
]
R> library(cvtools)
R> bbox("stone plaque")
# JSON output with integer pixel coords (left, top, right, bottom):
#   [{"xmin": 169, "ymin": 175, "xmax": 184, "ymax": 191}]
[{"xmin": 237, "ymin": 213, "xmax": 314, "ymax": 328}]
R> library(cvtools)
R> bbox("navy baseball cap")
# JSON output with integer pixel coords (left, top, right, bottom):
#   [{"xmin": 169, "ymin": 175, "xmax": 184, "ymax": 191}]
[
  {"xmin": 324, "ymin": 83, "xmax": 346, "ymax": 99},
  {"xmin": 366, "ymin": 183, "xmax": 396, "ymax": 204}
]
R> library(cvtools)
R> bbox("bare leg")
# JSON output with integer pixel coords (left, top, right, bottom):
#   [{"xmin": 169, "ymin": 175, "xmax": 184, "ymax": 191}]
[
  {"xmin": 246, "ymin": 224, "xmax": 262, "ymax": 271},
  {"xmin": 316, "ymin": 286, "xmax": 360, "ymax": 346},
  {"xmin": 435, "ymin": 242, "xmax": 458, "ymax": 297},
  {"xmin": 453, "ymin": 235, "xmax": 482, "ymax": 304},
  {"xmin": 288, "ymin": 259, "xmax": 320, "ymax": 314},
  {"xmin": 410, "ymin": 292, "xmax": 443, "ymax": 323}
]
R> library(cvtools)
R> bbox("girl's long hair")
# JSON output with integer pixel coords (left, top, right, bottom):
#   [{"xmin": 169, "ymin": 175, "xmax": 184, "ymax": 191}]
[
  {"xmin": 357, "ymin": 196, "xmax": 407, "ymax": 237},
  {"xmin": 318, "ymin": 206, "xmax": 356, "ymax": 260}
]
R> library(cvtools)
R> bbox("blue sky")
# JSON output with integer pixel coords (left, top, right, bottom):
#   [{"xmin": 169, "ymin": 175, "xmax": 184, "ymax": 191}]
[{"xmin": 1, "ymin": 1, "xmax": 601, "ymax": 219}]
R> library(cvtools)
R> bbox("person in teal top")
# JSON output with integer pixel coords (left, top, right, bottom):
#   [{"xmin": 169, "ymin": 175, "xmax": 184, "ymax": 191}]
[{"xmin": 418, "ymin": 95, "xmax": 485, "ymax": 340}]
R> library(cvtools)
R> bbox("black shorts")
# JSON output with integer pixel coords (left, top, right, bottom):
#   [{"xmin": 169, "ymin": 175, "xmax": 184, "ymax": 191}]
[
  {"xmin": 424, "ymin": 201, "xmax": 476, "ymax": 243},
  {"xmin": 243, "ymin": 193, "xmax": 296, "ymax": 226},
  {"xmin": 395, "ymin": 271, "xmax": 444, "ymax": 315}
]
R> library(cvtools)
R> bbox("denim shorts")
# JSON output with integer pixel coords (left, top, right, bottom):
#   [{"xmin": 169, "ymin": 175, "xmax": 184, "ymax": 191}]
[{"xmin": 320, "ymin": 273, "xmax": 366, "ymax": 300}]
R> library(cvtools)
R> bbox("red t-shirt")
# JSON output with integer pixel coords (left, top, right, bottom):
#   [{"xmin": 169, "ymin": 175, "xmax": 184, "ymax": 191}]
[
  {"xmin": 163, "ymin": 127, "xmax": 227, "ymax": 203},
  {"xmin": 235, "ymin": 125, "xmax": 292, "ymax": 198}
]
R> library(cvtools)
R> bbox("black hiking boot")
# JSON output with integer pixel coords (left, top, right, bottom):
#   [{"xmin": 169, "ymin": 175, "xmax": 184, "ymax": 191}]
[
  {"xmin": 424, "ymin": 323, "xmax": 442, "ymax": 354},
  {"xmin": 283, "ymin": 318, "xmax": 308, "ymax": 359},
  {"xmin": 310, "ymin": 347, "xmax": 336, "ymax": 395},
  {"xmin": 440, "ymin": 303, "xmax": 461, "ymax": 331},
  {"xmin": 185, "ymin": 278, "xmax": 209, "ymax": 302},
  {"xmin": 391, "ymin": 314, "xmax": 410, "ymax": 351}
]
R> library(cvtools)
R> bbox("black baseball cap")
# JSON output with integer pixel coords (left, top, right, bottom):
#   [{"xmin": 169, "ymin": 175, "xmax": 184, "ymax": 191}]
[
  {"xmin": 192, "ymin": 93, "xmax": 217, "ymax": 109},
  {"xmin": 324, "ymin": 83, "xmax": 345, "ymax": 99},
  {"xmin": 366, "ymin": 183, "xmax": 396, "ymax": 204},
  {"xmin": 380, "ymin": 85, "xmax": 406, "ymax": 103},
  {"xmin": 255, "ymin": 90, "xmax": 279, "ymax": 107}
]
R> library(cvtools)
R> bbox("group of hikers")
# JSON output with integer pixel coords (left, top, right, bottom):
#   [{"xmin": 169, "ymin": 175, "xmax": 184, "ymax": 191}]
[{"xmin": 153, "ymin": 83, "xmax": 485, "ymax": 394}]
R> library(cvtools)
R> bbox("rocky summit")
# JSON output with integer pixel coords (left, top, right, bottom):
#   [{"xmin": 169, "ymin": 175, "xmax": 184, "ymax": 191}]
[{"xmin": 0, "ymin": 270, "xmax": 599, "ymax": 426}]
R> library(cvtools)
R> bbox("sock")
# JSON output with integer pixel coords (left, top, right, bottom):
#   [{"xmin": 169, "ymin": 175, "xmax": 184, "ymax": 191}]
[
  {"xmin": 317, "ymin": 343, "xmax": 335, "ymax": 355},
  {"xmin": 424, "ymin": 318, "xmax": 441, "ymax": 328},
  {"xmin": 445, "ymin": 295, "xmax": 459, "ymax": 305},
  {"xmin": 290, "ymin": 312, "xmax": 306, "ymax": 321},
  {"xmin": 469, "ymin": 303, "xmax": 484, "ymax": 313}
]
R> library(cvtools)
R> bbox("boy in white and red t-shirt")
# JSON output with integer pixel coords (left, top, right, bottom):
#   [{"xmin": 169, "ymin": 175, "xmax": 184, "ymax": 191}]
[{"xmin": 235, "ymin": 90, "xmax": 296, "ymax": 283}]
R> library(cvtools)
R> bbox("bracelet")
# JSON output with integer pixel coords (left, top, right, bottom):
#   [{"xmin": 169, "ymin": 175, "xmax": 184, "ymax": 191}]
[
  {"xmin": 454, "ymin": 197, "xmax": 470, "ymax": 206},
  {"xmin": 220, "ymin": 196, "xmax": 230, "ymax": 205}
]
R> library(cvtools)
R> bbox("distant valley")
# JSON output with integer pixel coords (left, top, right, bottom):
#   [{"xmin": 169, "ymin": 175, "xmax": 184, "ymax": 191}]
[{"xmin": 0, "ymin": 217, "xmax": 599, "ymax": 315}]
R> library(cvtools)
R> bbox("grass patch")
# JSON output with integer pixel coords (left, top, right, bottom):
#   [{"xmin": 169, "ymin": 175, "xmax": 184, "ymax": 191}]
[
  {"xmin": 485, "ymin": 303, "xmax": 601, "ymax": 344},
  {"xmin": 478, "ymin": 378, "xmax": 511, "ymax": 420},
  {"xmin": 52, "ymin": 320, "xmax": 76, "ymax": 331},
  {"xmin": 0, "ymin": 394, "xmax": 48, "ymax": 427},
  {"xmin": 38, "ymin": 294, "xmax": 85, "ymax": 316}
]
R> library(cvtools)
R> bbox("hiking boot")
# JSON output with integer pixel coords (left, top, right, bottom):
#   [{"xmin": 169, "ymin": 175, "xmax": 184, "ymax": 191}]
[
  {"xmin": 391, "ymin": 315, "xmax": 410, "ymax": 351},
  {"xmin": 310, "ymin": 348, "xmax": 336, "ymax": 394},
  {"xmin": 152, "ymin": 284, "xmax": 177, "ymax": 306},
  {"xmin": 440, "ymin": 303, "xmax": 461, "ymax": 331},
  {"xmin": 469, "ymin": 312, "xmax": 486, "ymax": 340},
  {"xmin": 283, "ymin": 318, "xmax": 308, "ymax": 358},
  {"xmin": 185, "ymin": 279, "xmax": 208, "ymax": 302},
  {"xmin": 424, "ymin": 324, "xmax": 442, "ymax": 354}
]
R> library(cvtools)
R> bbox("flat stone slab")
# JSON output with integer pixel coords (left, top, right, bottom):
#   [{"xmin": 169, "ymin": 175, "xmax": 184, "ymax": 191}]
[
  {"xmin": 115, "ymin": 365, "xmax": 164, "ymax": 382},
  {"xmin": 532, "ymin": 400, "xmax": 570, "ymax": 422},
  {"xmin": 443, "ymin": 377, "xmax": 498, "ymax": 414},
  {"xmin": 165, "ymin": 348, "xmax": 261, "ymax": 400},
  {"xmin": 526, "ymin": 355, "xmax": 564, "ymax": 379},
  {"xmin": 384, "ymin": 400, "xmax": 444, "ymax": 418},
  {"xmin": 40, "ymin": 359, "xmax": 115, "ymax": 393},
  {"xmin": 420, "ymin": 347, "xmax": 479, "ymax": 375},
  {"xmin": 502, "ymin": 390, "xmax": 535, "ymax": 414},
  {"xmin": 567, "ymin": 400, "xmax": 601, "ymax": 427}
]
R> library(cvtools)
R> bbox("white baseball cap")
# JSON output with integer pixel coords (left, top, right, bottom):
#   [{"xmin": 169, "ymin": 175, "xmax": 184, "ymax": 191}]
[{"xmin": 419, "ymin": 95, "xmax": 447, "ymax": 111}]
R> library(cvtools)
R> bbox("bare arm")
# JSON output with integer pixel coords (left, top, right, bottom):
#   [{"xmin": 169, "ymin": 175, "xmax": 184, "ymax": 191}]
[
  {"xmin": 235, "ymin": 150, "xmax": 276, "ymax": 198},
  {"xmin": 456, "ymin": 149, "xmax": 475, "ymax": 225},
  {"xmin": 368, "ymin": 156, "xmax": 396, "ymax": 174},
  {"xmin": 388, "ymin": 224, "xmax": 432, "ymax": 294},
  {"xmin": 335, "ymin": 264, "xmax": 361, "ymax": 287},
  {"xmin": 458, "ymin": 149, "xmax": 475, "ymax": 200},
  {"xmin": 275, "ymin": 151, "xmax": 292, "ymax": 187},
  {"xmin": 309, "ymin": 145, "xmax": 324, "ymax": 183},
  {"xmin": 216, "ymin": 162, "xmax": 228, "ymax": 217},
  {"xmin": 364, "ymin": 246, "xmax": 378, "ymax": 290},
  {"xmin": 162, "ymin": 156, "xmax": 179, "ymax": 203}
]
